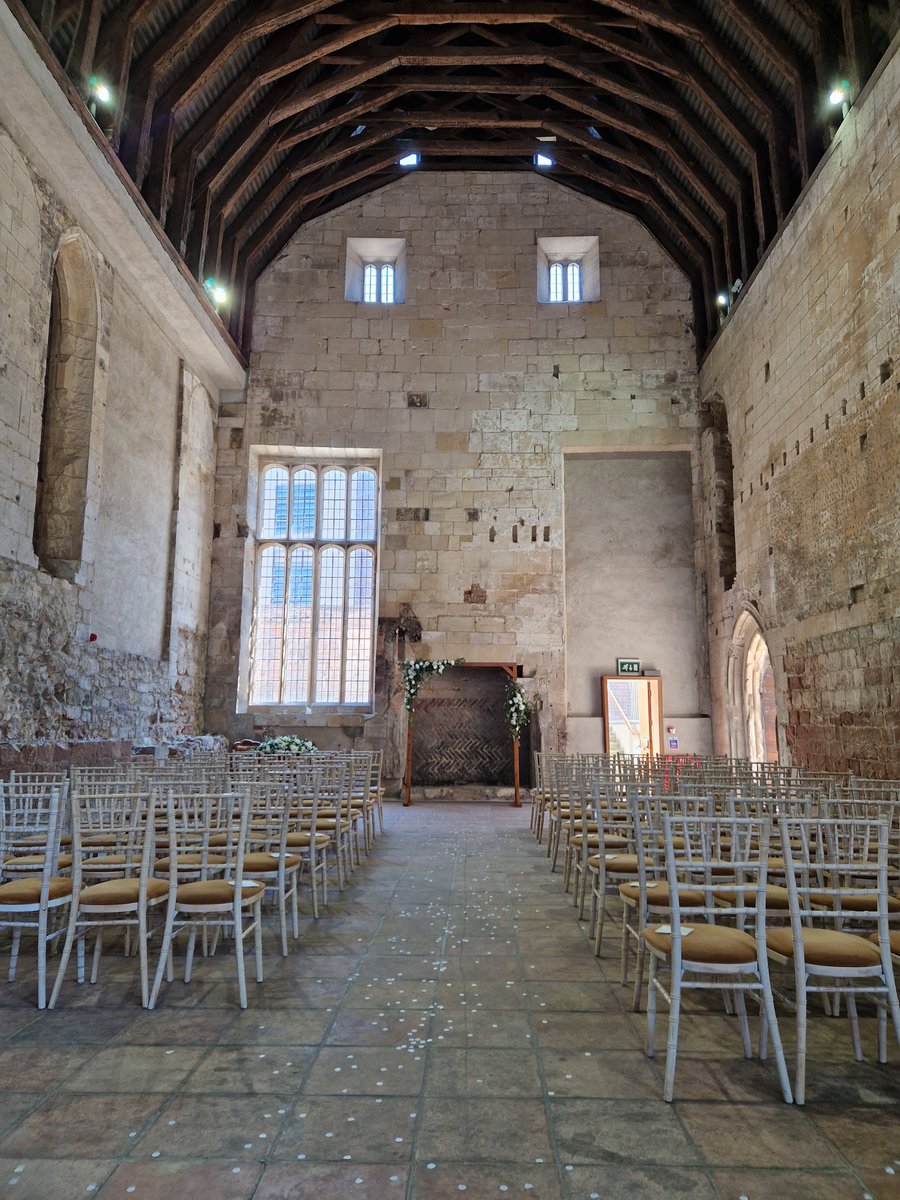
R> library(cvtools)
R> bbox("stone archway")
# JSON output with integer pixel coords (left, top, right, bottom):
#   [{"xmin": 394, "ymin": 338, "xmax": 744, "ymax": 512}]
[{"xmin": 727, "ymin": 611, "xmax": 779, "ymax": 763}]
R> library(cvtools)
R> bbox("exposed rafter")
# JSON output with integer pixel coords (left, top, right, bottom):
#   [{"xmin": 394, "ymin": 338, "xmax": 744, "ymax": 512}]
[{"xmin": 13, "ymin": 0, "xmax": 896, "ymax": 354}]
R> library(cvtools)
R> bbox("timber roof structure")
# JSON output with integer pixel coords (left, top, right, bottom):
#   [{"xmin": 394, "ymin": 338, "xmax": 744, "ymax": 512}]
[{"xmin": 11, "ymin": 0, "xmax": 898, "ymax": 352}]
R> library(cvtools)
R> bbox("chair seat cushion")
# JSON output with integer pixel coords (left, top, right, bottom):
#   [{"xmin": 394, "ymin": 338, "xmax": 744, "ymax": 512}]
[
  {"xmin": 80, "ymin": 878, "xmax": 169, "ymax": 906},
  {"xmin": 155, "ymin": 853, "xmax": 227, "ymax": 871},
  {"xmin": 285, "ymin": 832, "xmax": 331, "ymax": 848},
  {"xmin": 715, "ymin": 885, "xmax": 792, "ymax": 910},
  {"xmin": 0, "ymin": 876, "xmax": 73, "ymax": 904},
  {"xmin": 765, "ymin": 926, "xmax": 882, "ymax": 968},
  {"xmin": 619, "ymin": 881, "xmax": 706, "ymax": 907},
  {"xmin": 243, "ymin": 852, "xmax": 302, "ymax": 872},
  {"xmin": 588, "ymin": 853, "xmax": 651, "ymax": 874},
  {"xmin": 175, "ymin": 879, "xmax": 266, "ymax": 905},
  {"xmin": 808, "ymin": 891, "xmax": 900, "ymax": 913},
  {"xmin": 869, "ymin": 931, "xmax": 900, "ymax": 955},
  {"xmin": 644, "ymin": 923, "xmax": 758, "ymax": 965},
  {"xmin": 82, "ymin": 854, "xmax": 129, "ymax": 869},
  {"xmin": 3, "ymin": 853, "xmax": 73, "ymax": 869}
]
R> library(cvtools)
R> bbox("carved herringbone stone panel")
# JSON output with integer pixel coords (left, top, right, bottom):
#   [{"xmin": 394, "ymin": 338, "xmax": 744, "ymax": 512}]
[{"xmin": 413, "ymin": 696, "xmax": 512, "ymax": 785}]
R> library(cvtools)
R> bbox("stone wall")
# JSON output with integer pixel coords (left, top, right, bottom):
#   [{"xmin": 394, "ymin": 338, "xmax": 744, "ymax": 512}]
[
  {"xmin": 0, "ymin": 123, "xmax": 219, "ymax": 749},
  {"xmin": 205, "ymin": 171, "xmax": 700, "ymax": 780},
  {"xmin": 698, "ymin": 43, "xmax": 900, "ymax": 776}
]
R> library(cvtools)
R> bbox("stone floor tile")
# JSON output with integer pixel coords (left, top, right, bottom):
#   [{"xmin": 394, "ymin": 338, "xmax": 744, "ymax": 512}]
[
  {"xmin": 325, "ymin": 1008, "xmax": 431, "ymax": 1047},
  {"xmin": 341, "ymin": 978, "xmax": 438, "ymax": 1009},
  {"xmin": 416, "ymin": 1098, "xmax": 553, "ymax": 1162},
  {"xmin": 528, "ymin": 981, "xmax": 623, "ymax": 1012},
  {"xmin": 217, "ymin": 1008, "xmax": 334, "ymax": 1045},
  {"xmin": 96, "ymin": 1158, "xmax": 261, "ymax": 1199},
  {"xmin": 424, "ymin": 1047, "xmax": 543, "ymax": 1097},
  {"xmin": 809, "ymin": 1106, "xmax": 900, "ymax": 1168},
  {"xmin": 0, "ymin": 1094, "xmax": 163, "ymax": 1158},
  {"xmin": 273, "ymin": 1095, "xmax": 417, "ymax": 1162},
  {"xmin": 0, "ymin": 1012, "xmax": 39, "ymax": 1043},
  {"xmin": 60, "ymin": 1045, "xmax": 205, "ymax": 1093},
  {"xmin": 431, "ymin": 1007, "xmax": 533, "ymax": 1048},
  {"xmin": 132, "ymin": 1093, "xmax": 291, "ymax": 1159},
  {"xmin": 411, "ymin": 1163, "xmax": 564, "ymax": 1199},
  {"xmin": 9, "ymin": 1010, "xmax": 138, "ymax": 1044},
  {"xmin": 0, "ymin": 1044, "xmax": 95, "ymax": 1092},
  {"xmin": 858, "ymin": 1167, "xmax": 900, "ymax": 1199},
  {"xmin": 534, "ymin": 1011, "xmax": 641, "ymax": 1051},
  {"xmin": 676, "ymin": 1101, "xmax": 844, "ymax": 1168},
  {"xmin": 301, "ymin": 1046, "xmax": 426, "ymax": 1095},
  {"xmin": 540, "ymin": 1047, "xmax": 660, "ymax": 1098},
  {"xmin": 709, "ymin": 1169, "xmax": 870, "ymax": 1199},
  {"xmin": 0, "ymin": 1157, "xmax": 114, "ymax": 1199},
  {"xmin": 548, "ymin": 1098, "xmax": 699, "ymax": 1166},
  {"xmin": 181, "ymin": 1045, "xmax": 316, "ymax": 1093},
  {"xmin": 561, "ymin": 1164, "xmax": 719, "ymax": 1200},
  {"xmin": 109, "ymin": 1008, "xmax": 235, "ymax": 1045},
  {"xmin": 253, "ymin": 1161, "xmax": 408, "ymax": 1198}
]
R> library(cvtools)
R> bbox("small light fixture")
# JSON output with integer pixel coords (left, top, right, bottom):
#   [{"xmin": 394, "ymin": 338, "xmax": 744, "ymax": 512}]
[
  {"xmin": 88, "ymin": 75, "xmax": 111, "ymax": 104},
  {"xmin": 534, "ymin": 152, "xmax": 554, "ymax": 167},
  {"xmin": 716, "ymin": 292, "xmax": 729, "ymax": 308},
  {"xmin": 828, "ymin": 82, "xmax": 849, "ymax": 106},
  {"xmin": 204, "ymin": 277, "xmax": 229, "ymax": 308},
  {"xmin": 398, "ymin": 151, "xmax": 419, "ymax": 167}
]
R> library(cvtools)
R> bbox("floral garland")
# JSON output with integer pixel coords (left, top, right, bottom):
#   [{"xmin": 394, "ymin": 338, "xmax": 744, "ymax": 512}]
[
  {"xmin": 504, "ymin": 678, "xmax": 532, "ymax": 739},
  {"xmin": 400, "ymin": 657, "xmax": 464, "ymax": 713},
  {"xmin": 256, "ymin": 735, "xmax": 318, "ymax": 754}
]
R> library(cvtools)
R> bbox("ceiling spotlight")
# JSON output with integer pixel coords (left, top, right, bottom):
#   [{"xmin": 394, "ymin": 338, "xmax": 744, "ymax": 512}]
[
  {"xmin": 534, "ymin": 152, "xmax": 554, "ymax": 167},
  {"xmin": 829, "ymin": 83, "xmax": 849, "ymax": 106},
  {"xmin": 204, "ymin": 277, "xmax": 229, "ymax": 308},
  {"xmin": 398, "ymin": 151, "xmax": 419, "ymax": 167},
  {"xmin": 716, "ymin": 292, "xmax": 729, "ymax": 307},
  {"xmin": 88, "ymin": 76, "xmax": 111, "ymax": 104}
]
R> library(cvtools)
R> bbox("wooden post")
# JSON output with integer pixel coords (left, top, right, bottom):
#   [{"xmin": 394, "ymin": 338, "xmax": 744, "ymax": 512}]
[
  {"xmin": 403, "ymin": 715, "xmax": 413, "ymax": 806},
  {"xmin": 513, "ymin": 736, "xmax": 521, "ymax": 807}
]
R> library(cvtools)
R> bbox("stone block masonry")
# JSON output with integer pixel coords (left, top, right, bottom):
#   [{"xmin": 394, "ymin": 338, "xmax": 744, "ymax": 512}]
[
  {"xmin": 698, "ymin": 44, "xmax": 900, "ymax": 775},
  {"xmin": 205, "ymin": 171, "xmax": 699, "ymax": 780},
  {"xmin": 0, "ymin": 123, "xmax": 219, "ymax": 750}
]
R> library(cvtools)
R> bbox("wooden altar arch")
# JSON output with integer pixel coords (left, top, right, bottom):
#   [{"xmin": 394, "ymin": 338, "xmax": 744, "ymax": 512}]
[{"xmin": 403, "ymin": 662, "xmax": 523, "ymax": 807}]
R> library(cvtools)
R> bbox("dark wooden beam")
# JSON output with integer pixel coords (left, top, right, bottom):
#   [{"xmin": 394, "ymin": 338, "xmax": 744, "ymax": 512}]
[
  {"xmin": 64, "ymin": 0, "xmax": 103, "ymax": 89},
  {"xmin": 841, "ymin": 0, "xmax": 876, "ymax": 98}
]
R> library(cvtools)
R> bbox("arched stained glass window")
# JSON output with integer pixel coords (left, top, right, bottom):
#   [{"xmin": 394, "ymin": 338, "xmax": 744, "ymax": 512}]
[{"xmin": 249, "ymin": 460, "xmax": 379, "ymax": 707}]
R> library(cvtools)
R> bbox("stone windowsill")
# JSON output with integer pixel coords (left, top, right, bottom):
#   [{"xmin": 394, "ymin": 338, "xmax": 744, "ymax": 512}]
[{"xmin": 249, "ymin": 709, "xmax": 373, "ymax": 730}]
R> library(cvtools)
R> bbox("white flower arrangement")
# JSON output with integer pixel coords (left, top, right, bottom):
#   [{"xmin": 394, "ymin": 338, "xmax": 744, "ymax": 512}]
[
  {"xmin": 256, "ymin": 735, "xmax": 318, "ymax": 755},
  {"xmin": 504, "ymin": 679, "xmax": 532, "ymax": 739},
  {"xmin": 400, "ymin": 657, "xmax": 464, "ymax": 713}
]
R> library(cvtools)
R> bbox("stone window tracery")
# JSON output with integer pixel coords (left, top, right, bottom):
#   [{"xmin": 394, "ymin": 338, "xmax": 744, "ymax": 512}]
[{"xmin": 249, "ymin": 459, "xmax": 379, "ymax": 708}]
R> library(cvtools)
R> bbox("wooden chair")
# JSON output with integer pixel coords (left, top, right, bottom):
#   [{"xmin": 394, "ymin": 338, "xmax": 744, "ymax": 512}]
[
  {"xmin": 644, "ymin": 813, "xmax": 793, "ymax": 1104},
  {"xmin": 49, "ymin": 791, "xmax": 167, "ymax": 1008},
  {"xmin": 148, "ymin": 789, "xmax": 265, "ymax": 1009},
  {"xmin": 0, "ymin": 781, "xmax": 73, "ymax": 1008},
  {"xmin": 767, "ymin": 815, "xmax": 900, "ymax": 1104}
]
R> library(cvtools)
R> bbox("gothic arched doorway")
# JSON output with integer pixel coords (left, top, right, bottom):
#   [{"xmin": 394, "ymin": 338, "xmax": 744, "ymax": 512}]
[{"xmin": 728, "ymin": 612, "xmax": 779, "ymax": 763}]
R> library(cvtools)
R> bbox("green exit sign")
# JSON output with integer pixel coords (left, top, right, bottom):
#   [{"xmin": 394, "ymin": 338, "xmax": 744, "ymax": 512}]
[{"xmin": 617, "ymin": 658, "xmax": 642, "ymax": 675}]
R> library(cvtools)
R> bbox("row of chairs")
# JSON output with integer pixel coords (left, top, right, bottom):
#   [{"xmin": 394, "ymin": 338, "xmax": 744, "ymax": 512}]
[
  {"xmin": 533, "ymin": 753, "xmax": 900, "ymax": 1105},
  {"xmin": 0, "ymin": 750, "xmax": 384, "ymax": 1009}
]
